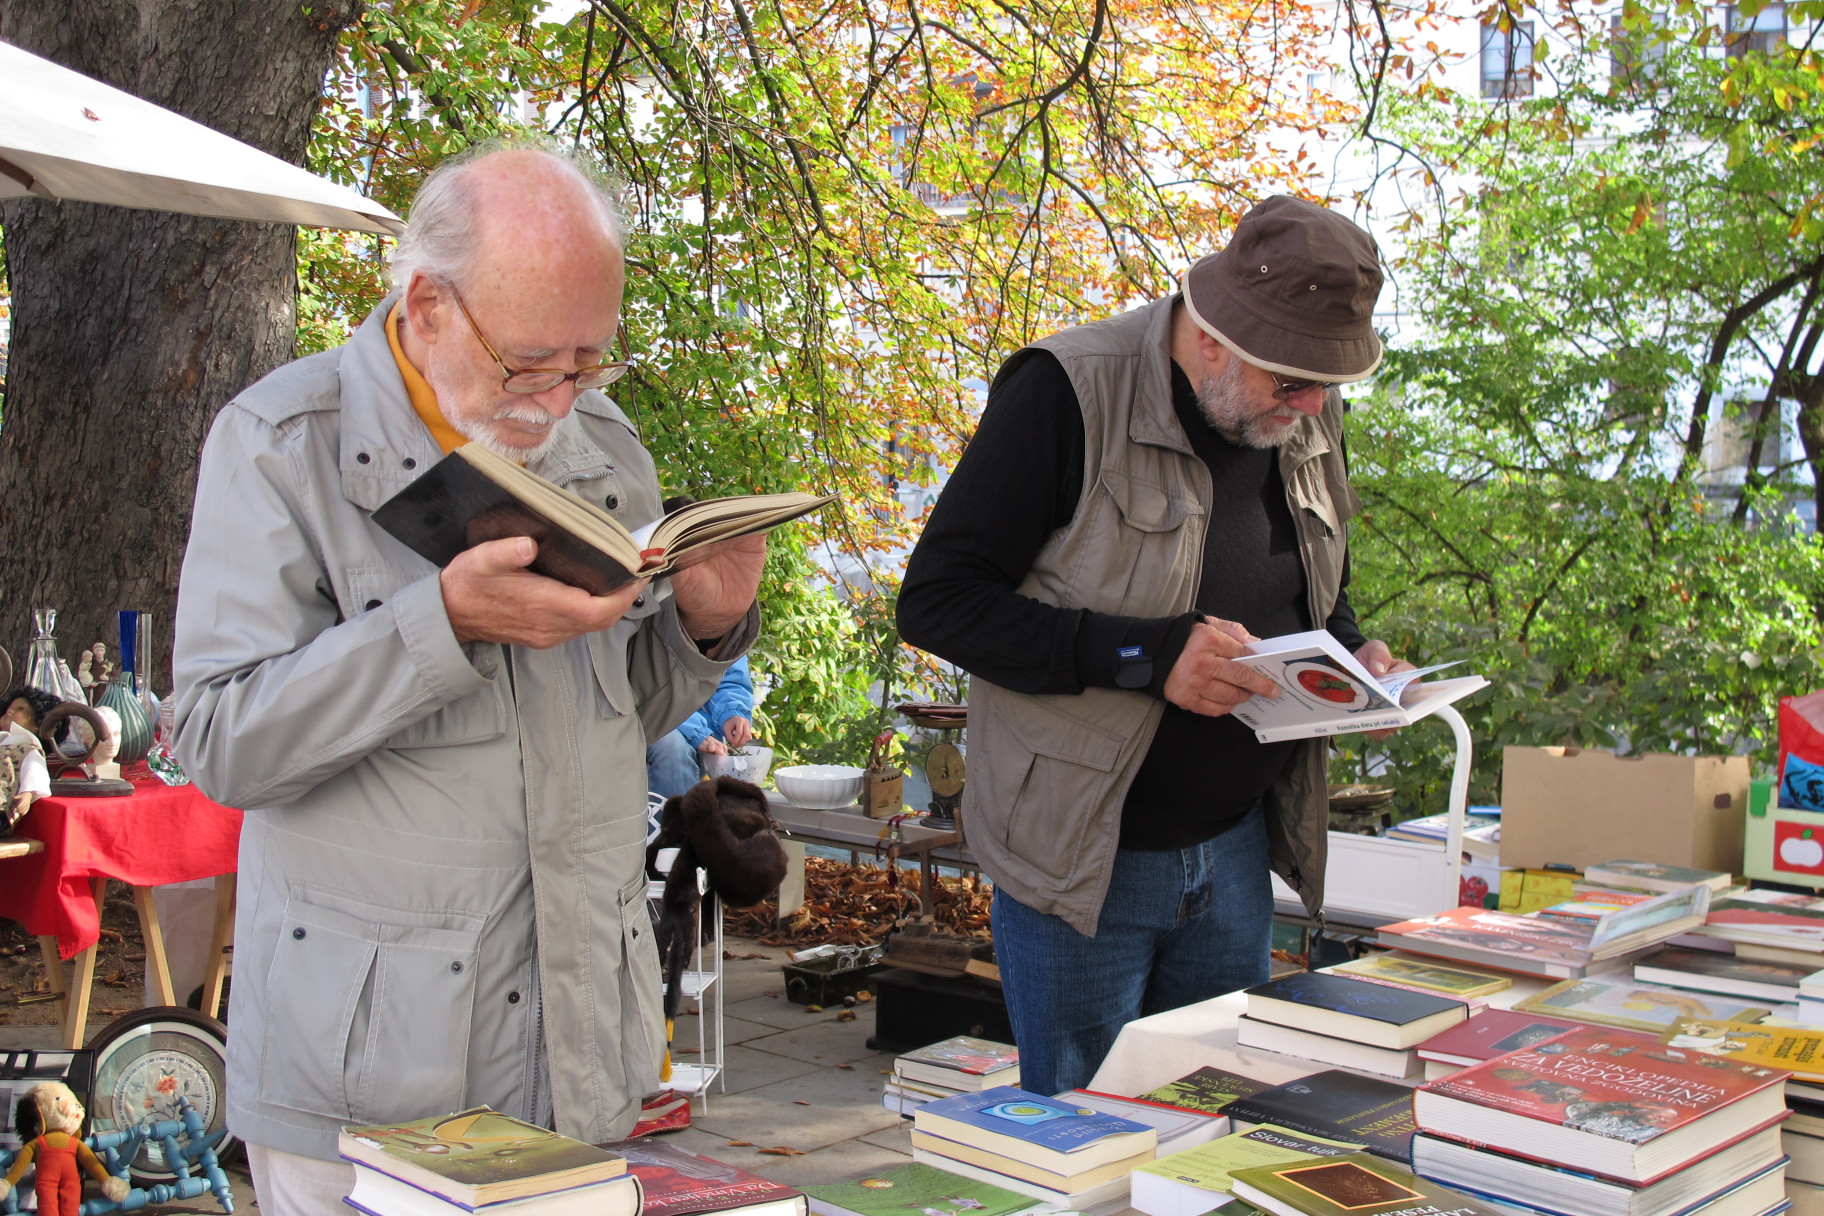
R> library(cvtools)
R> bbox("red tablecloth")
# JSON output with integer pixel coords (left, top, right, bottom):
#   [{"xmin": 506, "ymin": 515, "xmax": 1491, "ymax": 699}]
[{"xmin": 0, "ymin": 772, "xmax": 241, "ymax": 957}]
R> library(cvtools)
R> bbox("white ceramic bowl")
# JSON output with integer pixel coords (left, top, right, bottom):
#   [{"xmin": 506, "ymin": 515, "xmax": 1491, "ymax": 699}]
[
  {"xmin": 702, "ymin": 746, "xmax": 774, "ymax": 787},
  {"xmin": 773, "ymin": 763, "xmax": 866, "ymax": 810}
]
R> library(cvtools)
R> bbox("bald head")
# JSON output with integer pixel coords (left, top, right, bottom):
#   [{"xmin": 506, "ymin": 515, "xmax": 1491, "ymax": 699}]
[{"xmin": 392, "ymin": 143, "xmax": 629, "ymax": 461}]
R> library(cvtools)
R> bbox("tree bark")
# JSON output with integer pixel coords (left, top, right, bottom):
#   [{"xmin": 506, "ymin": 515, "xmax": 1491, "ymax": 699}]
[{"xmin": 0, "ymin": 0, "xmax": 358, "ymax": 698}]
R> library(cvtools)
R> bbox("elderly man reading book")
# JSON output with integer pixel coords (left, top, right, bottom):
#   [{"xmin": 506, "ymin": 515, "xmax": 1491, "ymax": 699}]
[{"xmin": 173, "ymin": 141, "xmax": 765, "ymax": 1214}]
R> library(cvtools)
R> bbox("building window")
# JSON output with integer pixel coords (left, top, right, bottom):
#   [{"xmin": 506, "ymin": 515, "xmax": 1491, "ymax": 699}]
[
  {"xmin": 1610, "ymin": 13, "xmax": 1666, "ymax": 81},
  {"xmin": 1481, "ymin": 20, "xmax": 1536, "ymax": 98},
  {"xmin": 1726, "ymin": 3, "xmax": 1787, "ymax": 56}
]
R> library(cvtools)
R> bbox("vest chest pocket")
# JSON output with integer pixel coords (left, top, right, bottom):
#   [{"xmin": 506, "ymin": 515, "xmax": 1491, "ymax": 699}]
[{"xmin": 1079, "ymin": 470, "xmax": 1204, "ymax": 616}]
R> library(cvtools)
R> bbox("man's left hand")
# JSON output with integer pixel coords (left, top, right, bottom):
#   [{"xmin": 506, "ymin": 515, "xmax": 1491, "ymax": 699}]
[
  {"xmin": 670, "ymin": 534, "xmax": 766, "ymax": 645},
  {"xmin": 1355, "ymin": 639, "xmax": 1415, "ymax": 739}
]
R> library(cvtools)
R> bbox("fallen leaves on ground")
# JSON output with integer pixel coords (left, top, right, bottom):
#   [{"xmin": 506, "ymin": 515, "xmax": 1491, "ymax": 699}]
[
  {"xmin": 727, "ymin": 1140, "xmax": 753, "ymax": 1147},
  {"xmin": 758, "ymin": 1146, "xmax": 805, "ymax": 1156},
  {"xmin": 724, "ymin": 950, "xmax": 767, "ymax": 960},
  {"xmin": 726, "ymin": 859, "xmax": 991, "ymax": 946}
]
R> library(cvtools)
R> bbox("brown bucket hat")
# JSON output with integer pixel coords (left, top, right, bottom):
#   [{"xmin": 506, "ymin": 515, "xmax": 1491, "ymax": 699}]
[{"xmin": 1181, "ymin": 196, "xmax": 1384, "ymax": 383}]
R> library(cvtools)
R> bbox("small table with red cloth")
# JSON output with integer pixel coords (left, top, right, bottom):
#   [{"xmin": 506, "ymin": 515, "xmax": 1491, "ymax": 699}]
[{"xmin": 0, "ymin": 770, "xmax": 241, "ymax": 1047}]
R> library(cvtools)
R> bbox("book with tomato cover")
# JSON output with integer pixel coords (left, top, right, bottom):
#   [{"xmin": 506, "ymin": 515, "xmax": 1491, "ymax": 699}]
[
  {"xmin": 373, "ymin": 442, "xmax": 836, "ymax": 596},
  {"xmin": 1219, "ymin": 1071, "xmax": 1417, "ymax": 1164},
  {"xmin": 1227, "ymin": 630, "xmax": 1486, "ymax": 744}
]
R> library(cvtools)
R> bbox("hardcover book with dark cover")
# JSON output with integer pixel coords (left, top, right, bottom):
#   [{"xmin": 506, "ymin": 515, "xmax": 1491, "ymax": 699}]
[
  {"xmin": 611, "ymin": 1137, "xmax": 806, "ymax": 1216},
  {"xmin": 1227, "ymin": 1152, "xmax": 1505, "ymax": 1216},
  {"xmin": 1244, "ymin": 972, "xmax": 1466, "ymax": 1048},
  {"xmin": 1140, "ymin": 1067, "xmax": 1270, "ymax": 1115},
  {"xmin": 1220, "ymin": 1071, "xmax": 1416, "ymax": 1163}
]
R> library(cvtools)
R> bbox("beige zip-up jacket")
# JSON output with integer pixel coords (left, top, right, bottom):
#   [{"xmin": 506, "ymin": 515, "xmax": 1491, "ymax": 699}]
[
  {"xmin": 964, "ymin": 295, "xmax": 1357, "ymax": 935},
  {"xmin": 173, "ymin": 296, "xmax": 755, "ymax": 1160}
]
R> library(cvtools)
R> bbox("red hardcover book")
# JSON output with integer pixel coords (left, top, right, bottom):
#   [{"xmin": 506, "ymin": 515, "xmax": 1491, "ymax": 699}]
[
  {"xmin": 1376, "ymin": 908, "xmax": 1597, "ymax": 978},
  {"xmin": 1415, "ymin": 1009, "xmax": 1583, "ymax": 1069},
  {"xmin": 1412, "ymin": 1026, "xmax": 1789, "ymax": 1184},
  {"xmin": 609, "ymin": 1138, "xmax": 808, "ymax": 1216}
]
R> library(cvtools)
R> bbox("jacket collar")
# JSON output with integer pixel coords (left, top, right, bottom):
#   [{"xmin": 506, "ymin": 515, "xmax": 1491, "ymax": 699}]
[
  {"xmin": 1126, "ymin": 293, "xmax": 1330, "ymax": 470},
  {"xmin": 337, "ymin": 292, "xmax": 616, "ymax": 512}
]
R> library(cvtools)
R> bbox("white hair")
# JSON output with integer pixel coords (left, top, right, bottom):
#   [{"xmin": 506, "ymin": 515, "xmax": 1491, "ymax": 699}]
[{"xmin": 389, "ymin": 137, "xmax": 625, "ymax": 290}]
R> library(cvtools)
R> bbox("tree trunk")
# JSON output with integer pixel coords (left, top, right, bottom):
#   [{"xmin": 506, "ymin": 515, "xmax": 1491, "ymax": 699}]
[{"xmin": 0, "ymin": 0, "xmax": 358, "ymax": 700}]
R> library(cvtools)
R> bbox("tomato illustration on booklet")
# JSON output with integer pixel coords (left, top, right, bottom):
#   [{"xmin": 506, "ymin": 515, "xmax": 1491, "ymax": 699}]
[{"xmin": 1230, "ymin": 630, "xmax": 1488, "ymax": 744}]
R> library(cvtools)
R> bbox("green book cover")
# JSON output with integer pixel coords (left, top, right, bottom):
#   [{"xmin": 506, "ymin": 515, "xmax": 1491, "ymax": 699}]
[
  {"xmin": 1133, "ymin": 1124, "xmax": 1366, "ymax": 1194},
  {"xmin": 1228, "ymin": 1153, "xmax": 1505, "ymax": 1215},
  {"xmin": 800, "ymin": 1161, "xmax": 1041, "ymax": 1216},
  {"xmin": 339, "ymin": 1107, "xmax": 625, "ymax": 1204},
  {"xmin": 1139, "ymin": 1066, "xmax": 1271, "ymax": 1114}
]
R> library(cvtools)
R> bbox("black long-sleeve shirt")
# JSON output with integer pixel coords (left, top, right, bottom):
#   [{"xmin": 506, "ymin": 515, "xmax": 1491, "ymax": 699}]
[{"xmin": 898, "ymin": 351, "xmax": 1366, "ymax": 850}]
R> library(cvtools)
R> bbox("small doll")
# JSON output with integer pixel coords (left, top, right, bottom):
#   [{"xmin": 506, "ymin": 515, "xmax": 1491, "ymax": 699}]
[{"xmin": 0, "ymin": 1081, "xmax": 130, "ymax": 1214}]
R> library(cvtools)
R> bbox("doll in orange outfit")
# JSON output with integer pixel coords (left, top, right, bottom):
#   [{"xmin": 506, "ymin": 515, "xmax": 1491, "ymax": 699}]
[{"xmin": 0, "ymin": 1082, "xmax": 130, "ymax": 1215}]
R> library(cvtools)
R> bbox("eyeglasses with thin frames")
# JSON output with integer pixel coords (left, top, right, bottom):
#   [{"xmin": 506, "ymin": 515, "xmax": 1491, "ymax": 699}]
[
  {"xmin": 1269, "ymin": 371, "xmax": 1335, "ymax": 400},
  {"xmin": 451, "ymin": 290, "xmax": 631, "ymax": 394}
]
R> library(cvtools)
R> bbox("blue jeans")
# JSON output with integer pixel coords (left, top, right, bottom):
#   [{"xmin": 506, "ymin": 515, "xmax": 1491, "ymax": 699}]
[
  {"xmin": 646, "ymin": 731, "xmax": 702, "ymax": 800},
  {"xmin": 991, "ymin": 803, "xmax": 1273, "ymax": 1095}
]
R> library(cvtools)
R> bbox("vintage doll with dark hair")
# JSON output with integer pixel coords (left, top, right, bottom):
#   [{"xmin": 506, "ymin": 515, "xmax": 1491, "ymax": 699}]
[{"xmin": 0, "ymin": 1081, "xmax": 130, "ymax": 1215}]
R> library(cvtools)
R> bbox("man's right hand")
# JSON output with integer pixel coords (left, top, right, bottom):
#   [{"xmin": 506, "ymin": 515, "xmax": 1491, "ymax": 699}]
[
  {"xmin": 1161, "ymin": 617, "xmax": 1281, "ymax": 718},
  {"xmin": 442, "ymin": 537, "xmax": 648, "ymax": 648}
]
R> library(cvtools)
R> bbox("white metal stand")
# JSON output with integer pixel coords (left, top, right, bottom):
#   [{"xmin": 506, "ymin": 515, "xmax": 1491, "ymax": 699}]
[
  {"xmin": 649, "ymin": 873, "xmax": 726, "ymax": 1111},
  {"xmin": 1270, "ymin": 703, "xmax": 1478, "ymax": 925}
]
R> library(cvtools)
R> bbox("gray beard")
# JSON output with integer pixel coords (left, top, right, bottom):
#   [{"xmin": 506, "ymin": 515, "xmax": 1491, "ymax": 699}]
[
  {"xmin": 1196, "ymin": 358, "xmax": 1298, "ymax": 449},
  {"xmin": 452, "ymin": 407, "xmax": 562, "ymax": 464}
]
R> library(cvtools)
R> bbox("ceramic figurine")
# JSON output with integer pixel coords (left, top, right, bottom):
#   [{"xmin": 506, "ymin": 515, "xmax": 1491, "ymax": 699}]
[
  {"xmin": 76, "ymin": 651, "xmax": 95, "ymax": 695},
  {"xmin": 0, "ymin": 1081, "xmax": 130, "ymax": 1214}
]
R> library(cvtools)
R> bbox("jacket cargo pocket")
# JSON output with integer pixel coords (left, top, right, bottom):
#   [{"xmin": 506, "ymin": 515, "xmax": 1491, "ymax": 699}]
[
  {"xmin": 1088, "ymin": 469, "xmax": 1202, "ymax": 616},
  {"xmin": 619, "ymin": 877, "xmax": 665, "ymax": 1096},
  {"xmin": 998, "ymin": 697, "xmax": 1126, "ymax": 881},
  {"xmin": 259, "ymin": 893, "xmax": 482, "ymax": 1123}
]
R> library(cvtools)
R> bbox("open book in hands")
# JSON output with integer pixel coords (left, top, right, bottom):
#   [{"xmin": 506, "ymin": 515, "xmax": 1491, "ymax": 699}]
[
  {"xmin": 1229, "ymin": 630, "xmax": 1487, "ymax": 743},
  {"xmin": 373, "ymin": 443, "xmax": 837, "ymax": 596}
]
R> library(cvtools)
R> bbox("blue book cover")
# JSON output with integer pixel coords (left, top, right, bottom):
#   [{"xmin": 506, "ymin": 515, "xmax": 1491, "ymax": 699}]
[
  {"xmin": 1244, "ymin": 971, "xmax": 1464, "ymax": 1025},
  {"xmin": 918, "ymin": 1087, "xmax": 1152, "ymax": 1151}
]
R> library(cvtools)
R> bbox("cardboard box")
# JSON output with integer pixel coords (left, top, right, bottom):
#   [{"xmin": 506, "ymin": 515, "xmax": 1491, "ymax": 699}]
[{"xmin": 1500, "ymin": 746, "xmax": 1749, "ymax": 874}]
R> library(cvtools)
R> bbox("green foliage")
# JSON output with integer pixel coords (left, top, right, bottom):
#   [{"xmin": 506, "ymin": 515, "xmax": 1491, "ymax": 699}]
[{"xmin": 1336, "ymin": 15, "xmax": 1824, "ymax": 817}]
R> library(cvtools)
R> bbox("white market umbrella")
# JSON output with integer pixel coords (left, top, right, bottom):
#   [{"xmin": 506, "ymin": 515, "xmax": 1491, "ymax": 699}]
[{"xmin": 0, "ymin": 39, "xmax": 402, "ymax": 235}]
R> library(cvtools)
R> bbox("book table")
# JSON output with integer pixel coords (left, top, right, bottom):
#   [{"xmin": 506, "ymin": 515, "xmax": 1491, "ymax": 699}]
[{"xmin": 0, "ymin": 773, "xmax": 240, "ymax": 1047}]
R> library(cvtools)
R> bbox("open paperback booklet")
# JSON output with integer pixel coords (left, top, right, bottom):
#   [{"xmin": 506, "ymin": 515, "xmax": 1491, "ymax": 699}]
[{"xmin": 1230, "ymin": 631, "xmax": 1487, "ymax": 743}]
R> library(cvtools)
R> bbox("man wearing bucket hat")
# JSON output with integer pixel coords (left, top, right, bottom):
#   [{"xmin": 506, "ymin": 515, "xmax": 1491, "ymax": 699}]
[{"xmin": 899, "ymin": 196, "xmax": 1410, "ymax": 1093}]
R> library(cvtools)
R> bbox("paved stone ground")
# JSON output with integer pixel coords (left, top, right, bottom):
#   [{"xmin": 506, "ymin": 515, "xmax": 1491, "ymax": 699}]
[{"xmin": 0, "ymin": 943, "xmax": 912, "ymax": 1209}]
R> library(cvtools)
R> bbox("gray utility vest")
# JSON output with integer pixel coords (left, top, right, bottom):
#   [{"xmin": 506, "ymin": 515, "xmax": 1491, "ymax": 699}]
[{"xmin": 963, "ymin": 293, "xmax": 1359, "ymax": 936}]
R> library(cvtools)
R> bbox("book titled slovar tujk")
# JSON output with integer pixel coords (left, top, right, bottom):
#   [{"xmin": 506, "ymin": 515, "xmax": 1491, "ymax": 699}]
[
  {"xmin": 1242, "ymin": 971, "xmax": 1468, "ymax": 1049},
  {"xmin": 606, "ymin": 1137, "xmax": 805, "ymax": 1216},
  {"xmin": 373, "ymin": 442, "xmax": 837, "ymax": 596},
  {"xmin": 1219, "ymin": 1071, "xmax": 1416, "ymax": 1163},
  {"xmin": 1227, "ymin": 1151, "xmax": 1506, "ymax": 1216},
  {"xmin": 1412, "ymin": 1026, "xmax": 1789, "ymax": 1184},
  {"xmin": 339, "ymin": 1107, "xmax": 636, "ymax": 1214}
]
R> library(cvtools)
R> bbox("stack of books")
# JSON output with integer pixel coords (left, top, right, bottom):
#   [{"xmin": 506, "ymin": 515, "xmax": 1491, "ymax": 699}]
[
  {"xmin": 1130, "ymin": 1124, "xmax": 1365, "ymax": 1216},
  {"xmin": 802, "ymin": 1161, "xmax": 1051, "ymax": 1216},
  {"xmin": 1384, "ymin": 812, "xmax": 1500, "ymax": 861},
  {"xmin": 883, "ymin": 1036, "xmax": 1020, "ymax": 1117},
  {"xmin": 1663, "ymin": 1017, "xmax": 1824, "ymax": 1190},
  {"xmin": 1221, "ymin": 1071, "xmax": 1416, "ymax": 1164},
  {"xmin": 612, "ymin": 1138, "xmax": 807, "ymax": 1216},
  {"xmin": 1236, "ymin": 971, "xmax": 1468, "ymax": 1080},
  {"xmin": 1228, "ymin": 1151, "xmax": 1511, "ymax": 1216},
  {"xmin": 1801, "ymin": 968, "xmax": 1824, "ymax": 1025},
  {"xmin": 1582, "ymin": 860, "xmax": 1734, "ymax": 894},
  {"xmin": 908, "ymin": 1085, "xmax": 1157, "ymax": 1208},
  {"xmin": 340, "ymin": 1108, "xmax": 642, "ymax": 1216},
  {"xmin": 1687, "ymin": 890, "xmax": 1824, "ymax": 968},
  {"xmin": 1411, "ymin": 1026, "xmax": 1790, "ymax": 1216},
  {"xmin": 1375, "ymin": 895, "xmax": 1701, "ymax": 981}
]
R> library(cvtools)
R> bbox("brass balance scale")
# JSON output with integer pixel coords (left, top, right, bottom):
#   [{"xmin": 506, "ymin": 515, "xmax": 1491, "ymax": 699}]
[{"xmin": 896, "ymin": 702, "xmax": 966, "ymax": 830}]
